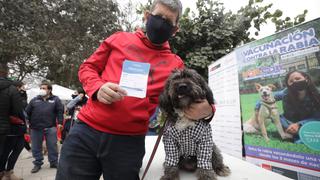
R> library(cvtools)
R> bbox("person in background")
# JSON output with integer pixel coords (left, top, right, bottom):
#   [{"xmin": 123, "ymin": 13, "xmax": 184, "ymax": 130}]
[
  {"xmin": 12, "ymin": 81, "xmax": 33, "ymax": 159},
  {"xmin": 13, "ymin": 81, "xmax": 28, "ymax": 108},
  {"xmin": 25, "ymin": 81, "xmax": 64, "ymax": 173},
  {"xmin": 61, "ymin": 87, "xmax": 87, "ymax": 142},
  {"xmin": 56, "ymin": 0, "xmax": 214, "ymax": 179},
  {"xmin": 0, "ymin": 63, "xmax": 25, "ymax": 180}
]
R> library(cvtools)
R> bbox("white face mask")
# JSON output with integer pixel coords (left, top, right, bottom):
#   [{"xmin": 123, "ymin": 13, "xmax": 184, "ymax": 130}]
[{"xmin": 39, "ymin": 89, "xmax": 47, "ymax": 96}]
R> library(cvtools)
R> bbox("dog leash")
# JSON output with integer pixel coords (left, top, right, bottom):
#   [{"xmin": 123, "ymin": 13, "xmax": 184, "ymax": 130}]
[{"xmin": 141, "ymin": 119, "xmax": 167, "ymax": 180}]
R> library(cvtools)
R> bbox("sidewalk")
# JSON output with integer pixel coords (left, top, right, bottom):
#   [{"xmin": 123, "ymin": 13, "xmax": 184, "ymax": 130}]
[{"xmin": 14, "ymin": 149, "xmax": 56, "ymax": 180}]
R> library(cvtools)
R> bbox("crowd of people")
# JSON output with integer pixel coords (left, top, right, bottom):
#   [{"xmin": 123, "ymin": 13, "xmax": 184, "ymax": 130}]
[{"xmin": 0, "ymin": 63, "xmax": 90, "ymax": 180}]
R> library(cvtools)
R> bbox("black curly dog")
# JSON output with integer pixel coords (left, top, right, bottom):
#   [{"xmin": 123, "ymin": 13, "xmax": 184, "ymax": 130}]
[{"xmin": 159, "ymin": 69, "xmax": 230, "ymax": 180}]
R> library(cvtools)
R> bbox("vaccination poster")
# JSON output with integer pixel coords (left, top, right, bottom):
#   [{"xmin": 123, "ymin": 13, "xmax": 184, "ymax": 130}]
[{"xmin": 238, "ymin": 18, "xmax": 320, "ymax": 179}]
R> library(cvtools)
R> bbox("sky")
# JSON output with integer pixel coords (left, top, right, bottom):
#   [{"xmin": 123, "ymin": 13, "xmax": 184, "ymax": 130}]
[{"xmin": 120, "ymin": 0, "xmax": 320, "ymax": 39}]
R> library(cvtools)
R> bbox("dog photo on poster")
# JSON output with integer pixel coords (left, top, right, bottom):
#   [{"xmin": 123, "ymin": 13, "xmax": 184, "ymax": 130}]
[{"xmin": 238, "ymin": 18, "xmax": 320, "ymax": 179}]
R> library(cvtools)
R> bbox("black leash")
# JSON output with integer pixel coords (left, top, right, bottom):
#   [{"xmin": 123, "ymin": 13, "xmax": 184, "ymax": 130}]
[{"xmin": 141, "ymin": 120, "xmax": 167, "ymax": 180}]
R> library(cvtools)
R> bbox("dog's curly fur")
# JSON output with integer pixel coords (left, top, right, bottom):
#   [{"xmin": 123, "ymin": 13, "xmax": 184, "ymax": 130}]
[
  {"xmin": 159, "ymin": 69, "xmax": 231, "ymax": 180},
  {"xmin": 160, "ymin": 166, "xmax": 180, "ymax": 180},
  {"xmin": 160, "ymin": 69, "xmax": 214, "ymax": 122}
]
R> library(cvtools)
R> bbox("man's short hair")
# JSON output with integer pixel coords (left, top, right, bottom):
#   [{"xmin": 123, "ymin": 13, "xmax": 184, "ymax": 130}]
[
  {"xmin": 12, "ymin": 81, "xmax": 24, "ymax": 88},
  {"xmin": 77, "ymin": 87, "xmax": 86, "ymax": 95},
  {"xmin": 150, "ymin": 0, "xmax": 183, "ymax": 23},
  {"xmin": 41, "ymin": 80, "xmax": 53, "ymax": 91},
  {"xmin": 0, "ymin": 62, "xmax": 8, "ymax": 77}
]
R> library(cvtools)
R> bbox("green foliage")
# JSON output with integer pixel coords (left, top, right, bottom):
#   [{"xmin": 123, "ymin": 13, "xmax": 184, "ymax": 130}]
[
  {"xmin": 167, "ymin": 0, "xmax": 307, "ymax": 78},
  {"xmin": 1, "ymin": 0, "xmax": 121, "ymax": 86},
  {"xmin": 135, "ymin": 0, "xmax": 307, "ymax": 78},
  {"xmin": 1, "ymin": 0, "xmax": 308, "ymax": 86},
  {"xmin": 272, "ymin": 9, "xmax": 308, "ymax": 32},
  {"xmin": 244, "ymin": 133, "xmax": 319, "ymax": 155}
]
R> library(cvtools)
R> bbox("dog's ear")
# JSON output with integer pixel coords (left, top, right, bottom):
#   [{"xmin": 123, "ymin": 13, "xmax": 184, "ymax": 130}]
[
  {"xmin": 159, "ymin": 92, "xmax": 176, "ymax": 120},
  {"xmin": 159, "ymin": 85, "xmax": 174, "ymax": 117},
  {"xmin": 267, "ymin": 84, "xmax": 277, "ymax": 90},
  {"xmin": 255, "ymin": 83, "xmax": 261, "ymax": 91},
  {"xmin": 205, "ymin": 84, "xmax": 215, "ymax": 105},
  {"xmin": 192, "ymin": 70, "xmax": 214, "ymax": 103}
]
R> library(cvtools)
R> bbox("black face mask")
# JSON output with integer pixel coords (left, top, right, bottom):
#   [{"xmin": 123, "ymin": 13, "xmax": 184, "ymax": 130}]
[
  {"xmin": 71, "ymin": 94, "xmax": 78, "ymax": 99},
  {"xmin": 289, "ymin": 80, "xmax": 308, "ymax": 92},
  {"xmin": 20, "ymin": 90, "xmax": 26, "ymax": 96},
  {"xmin": 146, "ymin": 14, "xmax": 174, "ymax": 44}
]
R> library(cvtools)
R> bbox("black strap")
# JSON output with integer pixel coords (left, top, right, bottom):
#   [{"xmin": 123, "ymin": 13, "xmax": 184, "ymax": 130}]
[{"xmin": 141, "ymin": 120, "xmax": 167, "ymax": 180}]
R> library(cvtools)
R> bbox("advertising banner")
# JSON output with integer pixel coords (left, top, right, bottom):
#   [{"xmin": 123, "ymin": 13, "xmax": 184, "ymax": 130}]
[{"xmin": 239, "ymin": 18, "xmax": 320, "ymax": 179}]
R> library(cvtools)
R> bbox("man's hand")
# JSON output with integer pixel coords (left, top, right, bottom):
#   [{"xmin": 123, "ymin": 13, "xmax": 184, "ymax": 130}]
[
  {"xmin": 97, "ymin": 82, "xmax": 127, "ymax": 104},
  {"xmin": 57, "ymin": 124, "xmax": 63, "ymax": 131},
  {"xmin": 184, "ymin": 99, "xmax": 213, "ymax": 120},
  {"xmin": 286, "ymin": 123, "xmax": 300, "ymax": 135},
  {"xmin": 78, "ymin": 93, "xmax": 84, "ymax": 100}
]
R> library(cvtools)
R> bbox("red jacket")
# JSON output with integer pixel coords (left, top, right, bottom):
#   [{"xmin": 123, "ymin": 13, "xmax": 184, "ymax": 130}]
[{"xmin": 78, "ymin": 30, "xmax": 184, "ymax": 135}]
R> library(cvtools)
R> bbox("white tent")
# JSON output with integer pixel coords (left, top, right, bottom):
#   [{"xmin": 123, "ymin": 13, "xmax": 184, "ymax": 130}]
[{"xmin": 27, "ymin": 84, "xmax": 74, "ymax": 102}]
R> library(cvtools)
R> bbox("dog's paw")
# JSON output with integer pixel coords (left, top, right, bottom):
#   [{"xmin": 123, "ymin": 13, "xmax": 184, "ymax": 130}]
[
  {"xmin": 243, "ymin": 123, "xmax": 258, "ymax": 133},
  {"xmin": 264, "ymin": 136, "xmax": 270, "ymax": 142},
  {"xmin": 196, "ymin": 168, "xmax": 217, "ymax": 180},
  {"xmin": 160, "ymin": 166, "xmax": 180, "ymax": 180},
  {"xmin": 215, "ymin": 165, "xmax": 231, "ymax": 177}
]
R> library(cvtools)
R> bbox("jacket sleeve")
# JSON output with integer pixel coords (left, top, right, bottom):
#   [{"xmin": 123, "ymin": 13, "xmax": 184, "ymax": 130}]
[
  {"xmin": 55, "ymin": 97, "xmax": 64, "ymax": 124},
  {"xmin": 66, "ymin": 96, "xmax": 81, "ymax": 110},
  {"xmin": 25, "ymin": 98, "xmax": 33, "ymax": 120},
  {"xmin": 274, "ymin": 89, "xmax": 285, "ymax": 101},
  {"xmin": 78, "ymin": 33, "xmax": 119, "ymax": 99},
  {"xmin": 9, "ymin": 86, "xmax": 25, "ymax": 120}
]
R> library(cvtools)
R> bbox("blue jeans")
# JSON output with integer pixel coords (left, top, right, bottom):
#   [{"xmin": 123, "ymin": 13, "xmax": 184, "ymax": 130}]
[
  {"xmin": 56, "ymin": 121, "xmax": 145, "ymax": 180},
  {"xmin": 31, "ymin": 127, "xmax": 58, "ymax": 166}
]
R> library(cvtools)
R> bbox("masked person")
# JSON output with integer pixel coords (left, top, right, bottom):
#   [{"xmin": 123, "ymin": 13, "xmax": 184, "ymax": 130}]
[
  {"xmin": 12, "ymin": 81, "xmax": 32, "ymax": 154},
  {"xmin": 0, "ymin": 81, "xmax": 27, "ymax": 180},
  {"xmin": 56, "ymin": 0, "xmax": 215, "ymax": 179},
  {"xmin": 61, "ymin": 87, "xmax": 87, "ymax": 142},
  {"xmin": 25, "ymin": 81, "xmax": 64, "ymax": 173},
  {"xmin": 0, "ymin": 63, "xmax": 25, "ymax": 180},
  {"xmin": 254, "ymin": 70, "xmax": 320, "ymax": 143}
]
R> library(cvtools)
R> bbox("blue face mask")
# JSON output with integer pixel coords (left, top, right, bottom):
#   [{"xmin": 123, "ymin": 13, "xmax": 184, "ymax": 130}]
[{"xmin": 146, "ymin": 14, "xmax": 174, "ymax": 44}]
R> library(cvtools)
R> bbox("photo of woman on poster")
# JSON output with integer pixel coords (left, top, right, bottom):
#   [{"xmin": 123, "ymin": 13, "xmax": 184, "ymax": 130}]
[{"xmin": 253, "ymin": 70, "xmax": 320, "ymax": 143}]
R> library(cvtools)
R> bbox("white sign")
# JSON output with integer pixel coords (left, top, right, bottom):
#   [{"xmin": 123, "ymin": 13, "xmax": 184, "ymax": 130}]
[{"xmin": 208, "ymin": 52, "xmax": 243, "ymax": 159}]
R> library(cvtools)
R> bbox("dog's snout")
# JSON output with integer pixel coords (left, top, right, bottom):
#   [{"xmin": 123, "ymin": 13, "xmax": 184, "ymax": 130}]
[
  {"xmin": 177, "ymin": 83, "xmax": 189, "ymax": 95},
  {"xmin": 263, "ymin": 91, "xmax": 267, "ymax": 96}
]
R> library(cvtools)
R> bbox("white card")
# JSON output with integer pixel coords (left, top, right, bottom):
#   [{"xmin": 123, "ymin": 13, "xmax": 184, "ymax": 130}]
[{"xmin": 119, "ymin": 60, "xmax": 150, "ymax": 98}]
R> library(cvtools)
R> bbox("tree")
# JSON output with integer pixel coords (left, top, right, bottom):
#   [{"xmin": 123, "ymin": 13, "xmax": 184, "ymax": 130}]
[
  {"xmin": 137, "ymin": 0, "xmax": 307, "ymax": 78},
  {"xmin": 1, "ymin": 0, "xmax": 121, "ymax": 87}
]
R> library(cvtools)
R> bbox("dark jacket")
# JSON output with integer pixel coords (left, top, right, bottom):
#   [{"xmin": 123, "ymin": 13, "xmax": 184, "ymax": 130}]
[
  {"xmin": 0, "ymin": 77, "xmax": 24, "ymax": 135},
  {"xmin": 26, "ymin": 95, "xmax": 64, "ymax": 130}
]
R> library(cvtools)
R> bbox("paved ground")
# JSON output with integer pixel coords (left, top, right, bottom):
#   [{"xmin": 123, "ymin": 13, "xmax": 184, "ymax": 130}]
[
  {"xmin": 14, "ymin": 149, "xmax": 57, "ymax": 180},
  {"xmin": 14, "ymin": 148, "xmax": 106, "ymax": 180}
]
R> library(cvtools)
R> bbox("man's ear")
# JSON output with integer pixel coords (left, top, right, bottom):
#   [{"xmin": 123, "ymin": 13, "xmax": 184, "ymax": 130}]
[
  {"xmin": 172, "ymin": 26, "xmax": 179, "ymax": 36},
  {"xmin": 143, "ymin": 11, "xmax": 150, "ymax": 23}
]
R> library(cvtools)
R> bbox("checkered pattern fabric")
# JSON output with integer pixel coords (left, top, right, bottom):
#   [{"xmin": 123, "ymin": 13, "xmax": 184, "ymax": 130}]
[{"xmin": 163, "ymin": 121, "xmax": 214, "ymax": 170}]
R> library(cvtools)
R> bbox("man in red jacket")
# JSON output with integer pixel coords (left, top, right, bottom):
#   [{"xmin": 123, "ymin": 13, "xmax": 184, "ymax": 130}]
[{"xmin": 56, "ymin": 0, "xmax": 214, "ymax": 179}]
